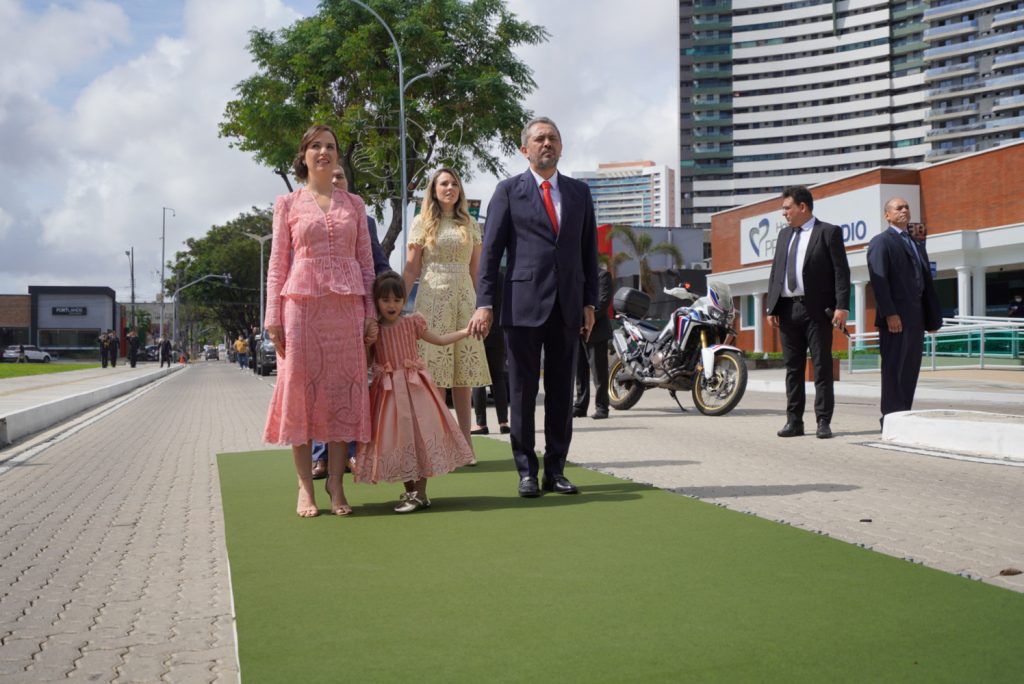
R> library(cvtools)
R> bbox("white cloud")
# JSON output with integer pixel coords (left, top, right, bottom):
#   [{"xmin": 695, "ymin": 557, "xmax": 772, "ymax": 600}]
[{"xmin": 0, "ymin": 0, "xmax": 678, "ymax": 298}]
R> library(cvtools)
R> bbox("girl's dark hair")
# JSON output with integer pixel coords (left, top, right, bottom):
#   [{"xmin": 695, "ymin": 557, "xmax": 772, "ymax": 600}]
[
  {"xmin": 373, "ymin": 271, "xmax": 406, "ymax": 302},
  {"xmin": 292, "ymin": 125, "xmax": 340, "ymax": 181}
]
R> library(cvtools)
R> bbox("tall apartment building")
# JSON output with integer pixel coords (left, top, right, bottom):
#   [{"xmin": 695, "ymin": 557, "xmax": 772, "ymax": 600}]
[
  {"xmin": 679, "ymin": 0, "xmax": 1024, "ymax": 229},
  {"xmin": 574, "ymin": 161, "xmax": 678, "ymax": 227}
]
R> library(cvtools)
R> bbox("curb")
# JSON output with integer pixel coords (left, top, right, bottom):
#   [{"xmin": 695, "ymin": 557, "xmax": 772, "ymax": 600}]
[
  {"xmin": 0, "ymin": 366, "xmax": 182, "ymax": 446},
  {"xmin": 882, "ymin": 409, "xmax": 1024, "ymax": 462},
  {"xmin": 746, "ymin": 379, "xmax": 1024, "ymax": 406}
]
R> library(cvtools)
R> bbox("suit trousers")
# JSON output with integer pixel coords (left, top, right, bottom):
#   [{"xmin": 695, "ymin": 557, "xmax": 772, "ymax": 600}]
[
  {"xmin": 878, "ymin": 321, "xmax": 925, "ymax": 416},
  {"xmin": 574, "ymin": 339, "xmax": 609, "ymax": 413},
  {"xmin": 777, "ymin": 298, "xmax": 835, "ymax": 424},
  {"xmin": 472, "ymin": 342, "xmax": 509, "ymax": 427},
  {"xmin": 504, "ymin": 301, "xmax": 578, "ymax": 479}
]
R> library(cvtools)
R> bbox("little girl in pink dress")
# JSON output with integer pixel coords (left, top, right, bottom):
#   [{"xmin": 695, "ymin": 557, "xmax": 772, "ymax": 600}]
[{"xmin": 354, "ymin": 272, "xmax": 475, "ymax": 512}]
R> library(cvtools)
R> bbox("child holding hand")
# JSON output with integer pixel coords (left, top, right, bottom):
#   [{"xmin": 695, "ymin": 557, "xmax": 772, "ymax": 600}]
[{"xmin": 354, "ymin": 272, "xmax": 475, "ymax": 512}]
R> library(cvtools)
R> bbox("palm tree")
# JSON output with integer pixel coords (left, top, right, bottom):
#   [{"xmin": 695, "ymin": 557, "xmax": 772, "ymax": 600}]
[{"xmin": 609, "ymin": 225, "xmax": 683, "ymax": 295}]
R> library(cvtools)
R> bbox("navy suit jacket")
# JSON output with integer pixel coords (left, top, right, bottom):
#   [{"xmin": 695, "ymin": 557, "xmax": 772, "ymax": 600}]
[
  {"xmin": 477, "ymin": 170, "xmax": 598, "ymax": 328},
  {"xmin": 766, "ymin": 218, "xmax": 851, "ymax": 319},
  {"xmin": 366, "ymin": 216, "xmax": 391, "ymax": 275},
  {"xmin": 867, "ymin": 228, "xmax": 942, "ymax": 331}
]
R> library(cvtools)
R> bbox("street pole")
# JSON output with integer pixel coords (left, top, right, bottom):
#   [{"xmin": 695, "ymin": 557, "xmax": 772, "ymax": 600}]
[
  {"xmin": 171, "ymin": 273, "xmax": 231, "ymax": 347},
  {"xmin": 125, "ymin": 248, "xmax": 135, "ymax": 333},
  {"xmin": 160, "ymin": 207, "xmax": 175, "ymax": 340},
  {"xmin": 243, "ymin": 232, "xmax": 272, "ymax": 333}
]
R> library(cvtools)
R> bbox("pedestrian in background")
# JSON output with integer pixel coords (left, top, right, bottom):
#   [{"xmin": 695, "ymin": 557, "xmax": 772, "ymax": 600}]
[
  {"xmin": 471, "ymin": 273, "xmax": 509, "ymax": 436},
  {"xmin": 108, "ymin": 330, "xmax": 118, "ymax": 367},
  {"xmin": 404, "ymin": 167, "xmax": 491, "ymax": 465},
  {"xmin": 574, "ymin": 262, "xmax": 613, "ymax": 420},
  {"xmin": 234, "ymin": 335, "xmax": 248, "ymax": 370},
  {"xmin": 867, "ymin": 197, "xmax": 941, "ymax": 428},
  {"xmin": 159, "ymin": 337, "xmax": 172, "ymax": 368},
  {"xmin": 766, "ymin": 185, "xmax": 851, "ymax": 440},
  {"xmin": 263, "ymin": 124, "xmax": 377, "ymax": 518},
  {"xmin": 247, "ymin": 326, "xmax": 258, "ymax": 374},
  {"xmin": 127, "ymin": 330, "xmax": 140, "ymax": 368},
  {"xmin": 99, "ymin": 332, "xmax": 111, "ymax": 368}
]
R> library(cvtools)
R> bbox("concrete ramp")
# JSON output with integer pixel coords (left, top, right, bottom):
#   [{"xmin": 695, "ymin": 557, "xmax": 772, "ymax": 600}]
[{"xmin": 882, "ymin": 409, "xmax": 1024, "ymax": 463}]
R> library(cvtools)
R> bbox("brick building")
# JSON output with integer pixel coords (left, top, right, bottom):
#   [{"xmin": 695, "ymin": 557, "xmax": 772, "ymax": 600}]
[{"xmin": 710, "ymin": 141, "xmax": 1024, "ymax": 353}]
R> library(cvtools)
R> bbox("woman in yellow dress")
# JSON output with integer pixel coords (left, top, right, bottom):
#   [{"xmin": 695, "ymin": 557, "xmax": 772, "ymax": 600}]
[{"xmin": 403, "ymin": 168, "xmax": 491, "ymax": 463}]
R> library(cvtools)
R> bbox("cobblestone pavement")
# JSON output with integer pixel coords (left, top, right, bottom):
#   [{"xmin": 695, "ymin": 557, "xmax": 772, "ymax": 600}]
[
  {"xmin": 2, "ymin": 362, "xmax": 1022, "ymax": 683},
  {"xmin": 0, "ymin": 363, "xmax": 270, "ymax": 683}
]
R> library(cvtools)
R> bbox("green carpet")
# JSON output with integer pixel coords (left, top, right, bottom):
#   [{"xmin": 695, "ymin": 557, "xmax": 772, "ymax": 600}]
[{"xmin": 218, "ymin": 440, "xmax": 1024, "ymax": 683}]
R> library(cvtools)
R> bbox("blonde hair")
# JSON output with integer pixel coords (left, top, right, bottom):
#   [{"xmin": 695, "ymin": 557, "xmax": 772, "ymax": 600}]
[{"xmin": 417, "ymin": 167, "xmax": 474, "ymax": 250}]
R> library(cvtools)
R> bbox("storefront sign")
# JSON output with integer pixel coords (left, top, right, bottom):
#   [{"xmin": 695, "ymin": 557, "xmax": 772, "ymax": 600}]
[
  {"xmin": 52, "ymin": 306, "xmax": 87, "ymax": 316},
  {"xmin": 739, "ymin": 184, "xmax": 922, "ymax": 265}
]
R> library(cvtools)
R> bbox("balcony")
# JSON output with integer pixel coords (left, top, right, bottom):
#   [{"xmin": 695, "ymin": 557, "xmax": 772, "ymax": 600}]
[
  {"xmin": 893, "ymin": 3, "xmax": 926, "ymax": 21},
  {"xmin": 926, "ymin": 142, "xmax": 978, "ymax": 160},
  {"xmin": 926, "ymin": 78, "xmax": 982, "ymax": 98},
  {"xmin": 924, "ymin": 0, "xmax": 1005, "ymax": 22},
  {"xmin": 926, "ymin": 121, "xmax": 986, "ymax": 140},
  {"xmin": 924, "ymin": 19, "xmax": 978, "ymax": 41},
  {"xmin": 993, "ymin": 50, "xmax": 1024, "ymax": 69},
  {"xmin": 925, "ymin": 30, "xmax": 1024, "ymax": 61},
  {"xmin": 924, "ymin": 59, "xmax": 978, "ymax": 79},
  {"xmin": 986, "ymin": 113, "xmax": 1024, "ymax": 130},
  {"xmin": 926, "ymin": 102, "xmax": 980, "ymax": 120},
  {"xmin": 992, "ymin": 8, "xmax": 1024, "ymax": 28},
  {"xmin": 992, "ymin": 94, "xmax": 1024, "ymax": 111}
]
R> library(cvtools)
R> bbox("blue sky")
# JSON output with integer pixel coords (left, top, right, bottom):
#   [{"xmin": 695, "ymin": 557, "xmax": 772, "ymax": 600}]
[{"xmin": 0, "ymin": 0, "xmax": 676, "ymax": 300}]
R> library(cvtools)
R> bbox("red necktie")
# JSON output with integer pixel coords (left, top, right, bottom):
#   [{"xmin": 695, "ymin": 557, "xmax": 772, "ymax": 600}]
[{"xmin": 541, "ymin": 180, "xmax": 559, "ymax": 235}]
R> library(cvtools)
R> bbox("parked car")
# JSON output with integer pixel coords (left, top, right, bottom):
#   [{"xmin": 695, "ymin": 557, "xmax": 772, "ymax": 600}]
[
  {"xmin": 205, "ymin": 347, "xmax": 219, "ymax": 360},
  {"xmin": 3, "ymin": 345, "xmax": 52, "ymax": 363},
  {"xmin": 255, "ymin": 334, "xmax": 277, "ymax": 376},
  {"xmin": 143, "ymin": 344, "xmax": 160, "ymax": 362}
]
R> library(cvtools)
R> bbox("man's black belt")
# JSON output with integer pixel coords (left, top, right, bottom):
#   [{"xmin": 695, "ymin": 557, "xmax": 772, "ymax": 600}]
[{"xmin": 781, "ymin": 296, "xmax": 805, "ymax": 303}]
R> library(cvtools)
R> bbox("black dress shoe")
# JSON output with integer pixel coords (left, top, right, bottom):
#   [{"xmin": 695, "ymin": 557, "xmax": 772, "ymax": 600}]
[
  {"xmin": 816, "ymin": 419, "xmax": 833, "ymax": 439},
  {"xmin": 592, "ymin": 409, "xmax": 609, "ymax": 420},
  {"xmin": 470, "ymin": 426, "xmax": 489, "ymax": 435},
  {"xmin": 499, "ymin": 424, "xmax": 511, "ymax": 434},
  {"xmin": 572, "ymin": 408, "xmax": 587, "ymax": 418},
  {"xmin": 518, "ymin": 476, "xmax": 541, "ymax": 498},
  {"xmin": 777, "ymin": 421, "xmax": 804, "ymax": 438},
  {"xmin": 541, "ymin": 475, "xmax": 579, "ymax": 495}
]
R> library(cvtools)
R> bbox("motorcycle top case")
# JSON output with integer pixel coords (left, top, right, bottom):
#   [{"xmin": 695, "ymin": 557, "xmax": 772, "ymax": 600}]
[{"xmin": 613, "ymin": 287, "xmax": 651, "ymax": 319}]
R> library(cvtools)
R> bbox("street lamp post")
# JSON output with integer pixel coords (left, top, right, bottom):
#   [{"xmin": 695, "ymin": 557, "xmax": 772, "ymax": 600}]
[
  {"xmin": 348, "ymin": 0, "xmax": 448, "ymax": 256},
  {"xmin": 124, "ymin": 247, "xmax": 135, "ymax": 333},
  {"xmin": 243, "ymin": 231, "xmax": 272, "ymax": 333},
  {"xmin": 172, "ymin": 273, "xmax": 231, "ymax": 348},
  {"xmin": 160, "ymin": 207, "xmax": 175, "ymax": 340}
]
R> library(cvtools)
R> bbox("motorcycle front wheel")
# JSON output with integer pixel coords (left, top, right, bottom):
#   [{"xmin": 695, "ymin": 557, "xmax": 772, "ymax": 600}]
[
  {"xmin": 608, "ymin": 356, "xmax": 644, "ymax": 410},
  {"xmin": 691, "ymin": 350, "xmax": 748, "ymax": 416}
]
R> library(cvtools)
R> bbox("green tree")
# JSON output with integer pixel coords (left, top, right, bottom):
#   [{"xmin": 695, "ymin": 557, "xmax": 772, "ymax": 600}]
[
  {"xmin": 609, "ymin": 225, "xmax": 684, "ymax": 296},
  {"xmin": 219, "ymin": 0, "xmax": 547, "ymax": 256},
  {"xmin": 165, "ymin": 208, "xmax": 271, "ymax": 339}
]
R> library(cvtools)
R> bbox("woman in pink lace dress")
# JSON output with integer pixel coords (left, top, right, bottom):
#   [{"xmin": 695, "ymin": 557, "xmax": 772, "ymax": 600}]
[
  {"xmin": 263, "ymin": 124, "xmax": 378, "ymax": 518},
  {"xmin": 354, "ymin": 272, "xmax": 475, "ymax": 513}
]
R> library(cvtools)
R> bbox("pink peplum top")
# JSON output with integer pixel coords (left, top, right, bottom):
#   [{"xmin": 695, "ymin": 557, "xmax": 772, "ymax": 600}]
[{"xmin": 264, "ymin": 188, "xmax": 377, "ymax": 327}]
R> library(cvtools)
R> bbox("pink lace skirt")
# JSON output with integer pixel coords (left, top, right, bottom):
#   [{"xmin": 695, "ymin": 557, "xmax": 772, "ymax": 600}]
[
  {"xmin": 353, "ymin": 364, "xmax": 474, "ymax": 483},
  {"xmin": 263, "ymin": 294, "xmax": 370, "ymax": 445}
]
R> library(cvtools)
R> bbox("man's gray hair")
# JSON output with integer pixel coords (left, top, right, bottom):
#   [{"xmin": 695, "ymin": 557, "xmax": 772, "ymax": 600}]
[{"xmin": 521, "ymin": 116, "xmax": 561, "ymax": 147}]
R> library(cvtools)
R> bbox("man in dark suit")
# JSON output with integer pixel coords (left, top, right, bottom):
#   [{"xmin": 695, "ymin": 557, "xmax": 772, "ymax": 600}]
[
  {"xmin": 471, "ymin": 116, "xmax": 599, "ymax": 498},
  {"xmin": 866, "ymin": 198, "xmax": 942, "ymax": 427},
  {"xmin": 766, "ymin": 185, "xmax": 851, "ymax": 439},
  {"xmin": 574, "ymin": 265, "xmax": 613, "ymax": 419}
]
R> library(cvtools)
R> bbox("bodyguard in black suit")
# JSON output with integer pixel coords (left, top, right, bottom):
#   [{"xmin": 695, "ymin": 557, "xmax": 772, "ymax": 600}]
[
  {"xmin": 574, "ymin": 267, "xmax": 613, "ymax": 419},
  {"xmin": 471, "ymin": 117, "xmax": 599, "ymax": 498},
  {"xmin": 867, "ymin": 198, "xmax": 942, "ymax": 426},
  {"xmin": 767, "ymin": 186, "xmax": 851, "ymax": 439}
]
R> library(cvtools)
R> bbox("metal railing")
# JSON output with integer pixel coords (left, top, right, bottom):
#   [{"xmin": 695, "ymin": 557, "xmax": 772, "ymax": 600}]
[{"xmin": 846, "ymin": 316, "xmax": 1024, "ymax": 374}]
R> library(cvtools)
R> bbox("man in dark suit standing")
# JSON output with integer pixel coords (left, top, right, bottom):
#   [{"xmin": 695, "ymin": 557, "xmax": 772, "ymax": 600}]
[
  {"xmin": 867, "ymin": 198, "xmax": 942, "ymax": 427},
  {"xmin": 574, "ymin": 265, "xmax": 613, "ymax": 419},
  {"xmin": 471, "ymin": 116, "xmax": 599, "ymax": 498},
  {"xmin": 766, "ymin": 186, "xmax": 851, "ymax": 439}
]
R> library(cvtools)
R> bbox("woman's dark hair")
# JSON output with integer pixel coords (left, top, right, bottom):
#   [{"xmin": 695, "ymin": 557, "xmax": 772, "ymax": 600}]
[
  {"xmin": 373, "ymin": 271, "xmax": 406, "ymax": 302},
  {"xmin": 781, "ymin": 185, "xmax": 814, "ymax": 211},
  {"xmin": 292, "ymin": 125, "xmax": 340, "ymax": 181}
]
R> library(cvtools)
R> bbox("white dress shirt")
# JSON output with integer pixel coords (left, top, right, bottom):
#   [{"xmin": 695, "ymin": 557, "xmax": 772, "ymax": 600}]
[{"xmin": 781, "ymin": 215, "xmax": 816, "ymax": 298}]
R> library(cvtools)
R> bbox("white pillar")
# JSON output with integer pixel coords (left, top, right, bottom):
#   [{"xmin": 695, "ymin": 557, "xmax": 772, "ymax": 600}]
[
  {"xmin": 753, "ymin": 292, "xmax": 765, "ymax": 353},
  {"xmin": 853, "ymin": 280, "xmax": 867, "ymax": 349},
  {"xmin": 956, "ymin": 266, "xmax": 971, "ymax": 317},
  {"xmin": 971, "ymin": 265, "xmax": 986, "ymax": 317}
]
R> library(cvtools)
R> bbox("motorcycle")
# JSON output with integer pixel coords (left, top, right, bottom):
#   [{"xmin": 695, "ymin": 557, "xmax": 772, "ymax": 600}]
[{"xmin": 607, "ymin": 280, "xmax": 748, "ymax": 415}]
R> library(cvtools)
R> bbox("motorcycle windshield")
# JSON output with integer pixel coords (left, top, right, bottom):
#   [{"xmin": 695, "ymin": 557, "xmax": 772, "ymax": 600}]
[{"xmin": 707, "ymin": 280, "xmax": 733, "ymax": 312}]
